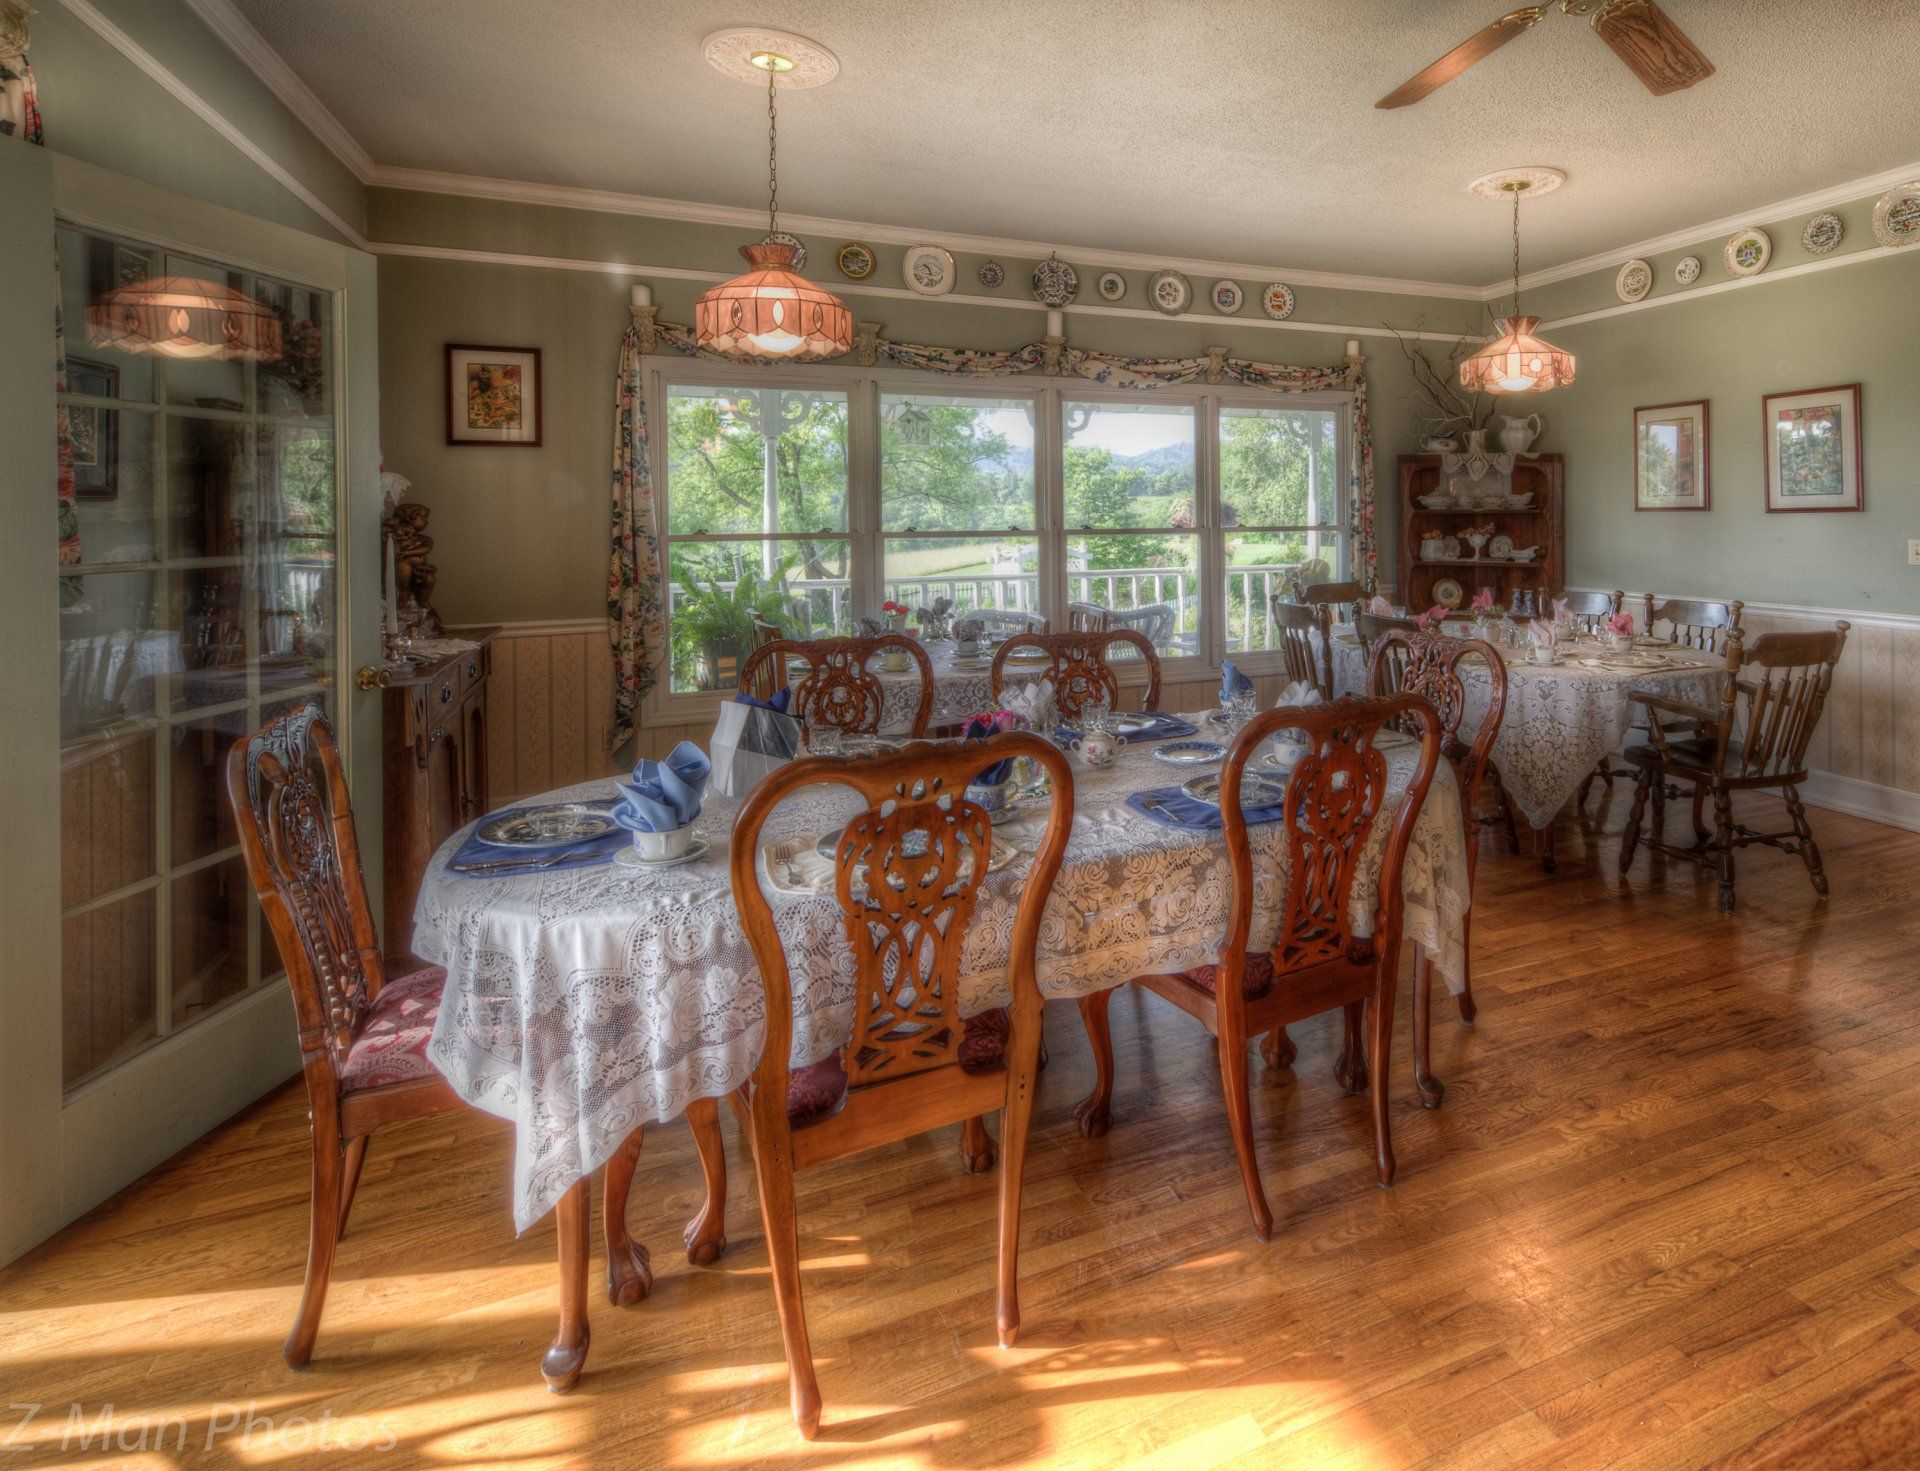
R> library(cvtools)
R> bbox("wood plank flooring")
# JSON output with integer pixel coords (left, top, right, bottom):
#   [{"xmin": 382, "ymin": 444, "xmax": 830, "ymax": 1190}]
[{"xmin": 4, "ymin": 789, "xmax": 1919, "ymax": 1469}]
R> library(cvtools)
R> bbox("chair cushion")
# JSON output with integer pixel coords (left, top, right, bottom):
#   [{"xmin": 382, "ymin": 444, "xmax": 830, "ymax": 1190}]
[
  {"xmin": 786, "ymin": 1008, "xmax": 1012, "ymax": 1124},
  {"xmin": 1182, "ymin": 952, "xmax": 1278, "ymax": 1000},
  {"xmin": 340, "ymin": 965, "xmax": 446, "ymax": 1089}
]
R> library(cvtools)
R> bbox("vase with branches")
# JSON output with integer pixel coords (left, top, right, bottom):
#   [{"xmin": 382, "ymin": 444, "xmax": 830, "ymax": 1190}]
[{"xmin": 1387, "ymin": 323, "xmax": 1505, "ymax": 445}]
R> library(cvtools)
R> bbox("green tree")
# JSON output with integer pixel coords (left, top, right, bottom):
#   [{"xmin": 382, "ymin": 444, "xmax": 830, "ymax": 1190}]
[{"xmin": 1063, "ymin": 445, "xmax": 1181, "ymax": 583}]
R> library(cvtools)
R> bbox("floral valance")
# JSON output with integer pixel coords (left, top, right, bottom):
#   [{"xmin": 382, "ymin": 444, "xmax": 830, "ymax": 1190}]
[{"xmin": 608, "ymin": 316, "xmax": 1374, "ymax": 752}]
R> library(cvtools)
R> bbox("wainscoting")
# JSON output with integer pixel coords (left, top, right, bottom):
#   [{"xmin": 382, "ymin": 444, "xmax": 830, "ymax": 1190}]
[{"xmin": 477, "ymin": 602, "xmax": 1920, "ymax": 831}]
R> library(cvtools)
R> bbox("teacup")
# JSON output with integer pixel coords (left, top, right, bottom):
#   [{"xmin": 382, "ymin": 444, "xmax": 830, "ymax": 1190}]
[
  {"xmin": 631, "ymin": 823, "xmax": 694, "ymax": 861},
  {"xmin": 1526, "ymin": 645, "xmax": 1557, "ymax": 666},
  {"xmin": 966, "ymin": 775, "xmax": 1015, "ymax": 814},
  {"xmin": 955, "ymin": 634, "xmax": 980, "ymax": 658},
  {"xmin": 1604, "ymin": 630, "xmax": 1633, "ymax": 654}
]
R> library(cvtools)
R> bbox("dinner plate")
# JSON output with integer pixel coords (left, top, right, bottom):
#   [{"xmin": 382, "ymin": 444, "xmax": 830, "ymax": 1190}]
[
  {"xmin": 1181, "ymin": 771, "xmax": 1290, "ymax": 808},
  {"xmin": 613, "ymin": 837, "xmax": 711, "ymax": 870},
  {"xmin": 1153, "ymin": 740, "xmax": 1225, "ymax": 767},
  {"xmin": 1112, "ymin": 713, "xmax": 1158, "ymax": 736},
  {"xmin": 477, "ymin": 804, "xmax": 619, "ymax": 850}
]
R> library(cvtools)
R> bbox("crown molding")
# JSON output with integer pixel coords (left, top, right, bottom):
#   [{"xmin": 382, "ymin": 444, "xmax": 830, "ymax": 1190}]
[
  {"xmin": 368, "ymin": 240, "xmax": 1477, "ymax": 342},
  {"xmin": 1497, "ymin": 157, "xmax": 1920, "ymax": 298},
  {"xmin": 53, "ymin": 0, "xmax": 368, "ymax": 249},
  {"xmin": 179, "ymin": 0, "xmax": 375, "ymax": 181},
  {"xmin": 364, "ymin": 164, "xmax": 1487, "ymax": 301},
  {"xmin": 1538, "ymin": 241, "xmax": 1915, "ymax": 332}
]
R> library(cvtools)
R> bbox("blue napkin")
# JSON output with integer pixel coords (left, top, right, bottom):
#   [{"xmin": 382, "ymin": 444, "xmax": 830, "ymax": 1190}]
[
  {"xmin": 613, "ymin": 741, "xmax": 711, "ymax": 833},
  {"xmin": 1053, "ymin": 712, "xmax": 1198, "ymax": 744},
  {"xmin": 449, "ymin": 808, "xmax": 628, "ymax": 878},
  {"xmin": 961, "ymin": 714, "xmax": 1015, "ymax": 787},
  {"xmin": 1221, "ymin": 660, "xmax": 1253, "ymax": 699},
  {"xmin": 736, "ymin": 685, "xmax": 793, "ymax": 714},
  {"xmin": 1127, "ymin": 784, "xmax": 1287, "ymax": 829}
]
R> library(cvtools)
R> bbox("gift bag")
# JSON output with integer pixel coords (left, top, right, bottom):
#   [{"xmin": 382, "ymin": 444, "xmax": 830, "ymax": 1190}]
[{"xmin": 710, "ymin": 698, "xmax": 803, "ymax": 798}]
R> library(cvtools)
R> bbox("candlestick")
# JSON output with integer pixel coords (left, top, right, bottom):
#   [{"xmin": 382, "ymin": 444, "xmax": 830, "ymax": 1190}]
[
  {"xmin": 1346, "ymin": 339, "xmax": 1361, "ymax": 357},
  {"xmin": 1045, "ymin": 309, "xmax": 1063, "ymax": 337},
  {"xmin": 383, "ymin": 531, "xmax": 399, "ymax": 643},
  {"xmin": 630, "ymin": 283, "xmax": 653, "ymax": 308}
]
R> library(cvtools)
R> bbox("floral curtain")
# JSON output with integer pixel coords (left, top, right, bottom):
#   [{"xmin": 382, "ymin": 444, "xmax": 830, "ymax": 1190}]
[
  {"xmin": 607, "ymin": 320, "xmax": 1374, "ymax": 752},
  {"xmin": 0, "ymin": 45, "xmax": 43, "ymax": 144}
]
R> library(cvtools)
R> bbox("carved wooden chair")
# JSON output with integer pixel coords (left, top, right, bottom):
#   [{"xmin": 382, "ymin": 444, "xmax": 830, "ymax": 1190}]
[
  {"xmin": 226, "ymin": 704, "xmax": 651, "ymax": 1391},
  {"xmin": 953, "ymin": 608, "xmax": 1047, "ymax": 643},
  {"xmin": 1646, "ymin": 594, "xmax": 1744, "ymax": 651},
  {"xmin": 988, "ymin": 628, "xmax": 1160, "ymax": 720},
  {"xmin": 740, "ymin": 634, "xmax": 934, "ymax": 739},
  {"xmin": 1619, "ymin": 623, "xmax": 1849, "ymax": 914},
  {"xmin": 728, "ymin": 734, "xmax": 1076, "ymax": 1437},
  {"xmin": 1271, "ymin": 595, "xmax": 1334, "ymax": 697},
  {"xmin": 1073, "ymin": 695, "xmax": 1441, "ymax": 1240},
  {"xmin": 1365, "ymin": 630, "xmax": 1508, "ymax": 1090}
]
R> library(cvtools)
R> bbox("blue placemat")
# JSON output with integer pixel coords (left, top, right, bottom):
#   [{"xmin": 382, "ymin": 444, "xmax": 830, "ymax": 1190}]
[
  {"xmin": 448, "ymin": 803, "xmax": 630, "ymax": 878},
  {"xmin": 1126, "ymin": 784, "xmax": 1287, "ymax": 830},
  {"xmin": 1055, "ymin": 712, "xmax": 1197, "ymax": 744}
]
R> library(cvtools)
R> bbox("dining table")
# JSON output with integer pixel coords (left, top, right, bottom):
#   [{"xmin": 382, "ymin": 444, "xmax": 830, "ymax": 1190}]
[
  {"xmin": 412, "ymin": 707, "xmax": 1474, "ymax": 1382},
  {"xmin": 1329, "ymin": 627, "xmax": 1727, "ymax": 864},
  {"xmin": 814, "ymin": 637, "xmax": 999, "ymax": 733}
]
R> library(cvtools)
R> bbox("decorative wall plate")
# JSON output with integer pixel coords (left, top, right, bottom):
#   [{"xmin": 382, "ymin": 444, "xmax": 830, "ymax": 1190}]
[
  {"xmin": 1031, "ymin": 254, "xmax": 1079, "ymax": 306},
  {"xmin": 1097, "ymin": 270, "xmax": 1126, "ymax": 301},
  {"xmin": 1261, "ymin": 282, "xmax": 1296, "ymax": 319},
  {"xmin": 1615, "ymin": 258, "xmax": 1653, "ymax": 302},
  {"xmin": 1674, "ymin": 255, "xmax": 1701, "ymax": 285},
  {"xmin": 1432, "ymin": 577, "xmax": 1464, "ymax": 609},
  {"xmin": 836, "ymin": 241, "xmax": 875, "ymax": 280},
  {"xmin": 977, "ymin": 259, "xmax": 1005, "ymax": 288},
  {"xmin": 903, "ymin": 243, "xmax": 956, "ymax": 296},
  {"xmin": 1489, "ymin": 533, "xmax": 1515, "ymax": 559},
  {"xmin": 1148, "ymin": 270, "xmax": 1192, "ymax": 316},
  {"xmin": 1723, "ymin": 227, "xmax": 1772, "ymax": 278},
  {"xmin": 1801, "ymin": 212, "xmax": 1844, "ymax": 255},
  {"xmin": 1211, "ymin": 280, "xmax": 1244, "ymax": 314},
  {"xmin": 764, "ymin": 232, "xmax": 807, "ymax": 271},
  {"xmin": 1872, "ymin": 183, "xmax": 1920, "ymax": 248}
]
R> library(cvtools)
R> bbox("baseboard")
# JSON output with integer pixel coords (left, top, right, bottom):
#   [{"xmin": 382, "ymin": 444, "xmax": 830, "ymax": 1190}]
[{"xmin": 1799, "ymin": 772, "xmax": 1920, "ymax": 834}]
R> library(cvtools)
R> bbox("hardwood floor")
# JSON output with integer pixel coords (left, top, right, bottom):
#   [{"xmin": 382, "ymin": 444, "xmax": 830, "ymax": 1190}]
[{"xmin": 5, "ymin": 789, "xmax": 1919, "ymax": 1468}]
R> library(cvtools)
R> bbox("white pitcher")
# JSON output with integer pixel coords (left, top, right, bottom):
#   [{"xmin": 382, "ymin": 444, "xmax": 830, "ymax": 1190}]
[{"xmin": 1498, "ymin": 413, "xmax": 1542, "ymax": 454}]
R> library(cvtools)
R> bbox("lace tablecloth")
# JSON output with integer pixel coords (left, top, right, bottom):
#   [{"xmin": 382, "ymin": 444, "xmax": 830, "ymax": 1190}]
[
  {"xmin": 416, "ymin": 715, "xmax": 1471, "ymax": 1230},
  {"xmin": 1330, "ymin": 635, "xmax": 1725, "ymax": 829}
]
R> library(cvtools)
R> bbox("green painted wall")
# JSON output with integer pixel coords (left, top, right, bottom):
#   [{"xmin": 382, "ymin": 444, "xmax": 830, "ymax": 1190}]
[
  {"xmin": 368, "ymin": 187, "xmax": 1484, "ymax": 625},
  {"xmin": 1526, "ymin": 238, "xmax": 1920, "ymax": 616},
  {"xmin": 26, "ymin": 0, "xmax": 365, "ymax": 243}
]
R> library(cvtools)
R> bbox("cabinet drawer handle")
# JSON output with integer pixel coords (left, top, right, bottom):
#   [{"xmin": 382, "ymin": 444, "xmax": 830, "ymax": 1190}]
[
  {"xmin": 465, "ymin": 660, "xmax": 479, "ymax": 680},
  {"xmin": 440, "ymin": 682, "xmax": 454, "ymax": 704}
]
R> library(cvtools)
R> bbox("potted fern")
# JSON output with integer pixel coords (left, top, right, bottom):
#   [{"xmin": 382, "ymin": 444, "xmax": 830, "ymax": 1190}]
[{"xmin": 672, "ymin": 558, "xmax": 802, "ymax": 691}]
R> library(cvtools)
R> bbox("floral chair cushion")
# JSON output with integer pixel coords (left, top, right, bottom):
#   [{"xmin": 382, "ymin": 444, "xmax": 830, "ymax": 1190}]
[
  {"xmin": 340, "ymin": 965, "xmax": 446, "ymax": 1089},
  {"xmin": 786, "ymin": 1008, "xmax": 1012, "ymax": 1125}
]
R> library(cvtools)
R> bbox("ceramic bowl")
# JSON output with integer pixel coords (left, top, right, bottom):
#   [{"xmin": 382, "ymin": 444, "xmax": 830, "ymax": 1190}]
[{"xmin": 631, "ymin": 824, "xmax": 694, "ymax": 861}]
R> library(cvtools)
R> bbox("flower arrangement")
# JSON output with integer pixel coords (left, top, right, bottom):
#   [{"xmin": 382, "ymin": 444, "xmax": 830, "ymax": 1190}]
[
  {"xmin": 915, "ymin": 595, "xmax": 956, "ymax": 640},
  {"xmin": 1469, "ymin": 587, "xmax": 1506, "ymax": 619}
]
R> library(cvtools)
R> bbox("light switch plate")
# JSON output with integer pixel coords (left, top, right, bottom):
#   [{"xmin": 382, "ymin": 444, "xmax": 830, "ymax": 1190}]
[{"xmin": 1910, "ymin": 540, "xmax": 1920, "ymax": 567}]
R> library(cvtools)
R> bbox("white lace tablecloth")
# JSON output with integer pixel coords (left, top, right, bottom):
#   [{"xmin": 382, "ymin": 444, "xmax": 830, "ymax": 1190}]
[
  {"xmin": 416, "ymin": 716, "xmax": 1471, "ymax": 1230},
  {"xmin": 1330, "ymin": 634, "xmax": 1725, "ymax": 829}
]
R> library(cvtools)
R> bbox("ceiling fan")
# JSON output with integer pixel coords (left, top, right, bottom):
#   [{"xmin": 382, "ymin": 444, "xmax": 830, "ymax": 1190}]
[{"xmin": 1376, "ymin": 0, "xmax": 1714, "ymax": 109}]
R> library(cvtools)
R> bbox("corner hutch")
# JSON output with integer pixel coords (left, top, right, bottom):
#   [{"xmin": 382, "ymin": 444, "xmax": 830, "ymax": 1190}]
[{"xmin": 1396, "ymin": 453, "xmax": 1565, "ymax": 611}]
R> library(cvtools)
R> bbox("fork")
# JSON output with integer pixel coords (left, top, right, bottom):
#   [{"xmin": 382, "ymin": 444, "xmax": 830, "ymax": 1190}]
[{"xmin": 454, "ymin": 851, "xmax": 572, "ymax": 875}]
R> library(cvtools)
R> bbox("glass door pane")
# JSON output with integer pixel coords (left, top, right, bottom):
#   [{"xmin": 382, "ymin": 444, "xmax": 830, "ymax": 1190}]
[{"xmin": 55, "ymin": 222, "xmax": 338, "ymax": 1092}]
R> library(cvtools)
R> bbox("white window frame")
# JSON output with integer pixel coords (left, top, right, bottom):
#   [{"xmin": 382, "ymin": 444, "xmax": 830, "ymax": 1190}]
[{"xmin": 640, "ymin": 355, "xmax": 1353, "ymax": 729}]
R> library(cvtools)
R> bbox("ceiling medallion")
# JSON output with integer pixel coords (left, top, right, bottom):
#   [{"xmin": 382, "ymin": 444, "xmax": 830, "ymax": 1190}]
[
  {"xmin": 1467, "ymin": 166, "xmax": 1567, "ymax": 202},
  {"xmin": 700, "ymin": 27, "xmax": 839, "ymax": 87}
]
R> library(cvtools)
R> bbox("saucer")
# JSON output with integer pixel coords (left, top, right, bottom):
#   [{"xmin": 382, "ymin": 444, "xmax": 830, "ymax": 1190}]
[{"xmin": 613, "ymin": 837, "xmax": 712, "ymax": 870}]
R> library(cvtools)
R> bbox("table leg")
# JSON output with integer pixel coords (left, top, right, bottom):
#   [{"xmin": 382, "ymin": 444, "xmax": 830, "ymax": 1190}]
[
  {"xmin": 1413, "ymin": 943, "xmax": 1444, "ymax": 1109},
  {"xmin": 541, "ymin": 1177, "xmax": 591, "ymax": 1394},
  {"xmin": 1535, "ymin": 817, "xmax": 1556, "ymax": 873},
  {"xmin": 602, "ymin": 1127, "xmax": 653, "ymax": 1306}
]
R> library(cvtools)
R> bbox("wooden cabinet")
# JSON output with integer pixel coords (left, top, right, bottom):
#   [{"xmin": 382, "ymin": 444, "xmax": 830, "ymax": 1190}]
[
  {"xmin": 1397, "ymin": 454, "xmax": 1565, "ymax": 612},
  {"xmin": 382, "ymin": 630, "xmax": 495, "ymax": 961}
]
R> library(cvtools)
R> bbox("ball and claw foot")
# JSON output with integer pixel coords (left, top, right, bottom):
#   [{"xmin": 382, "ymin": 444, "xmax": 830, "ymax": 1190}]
[
  {"xmin": 1334, "ymin": 1051, "xmax": 1369, "ymax": 1096},
  {"xmin": 606, "ymin": 1240, "xmax": 653, "ymax": 1307},
  {"xmin": 1416, "ymin": 1071, "xmax": 1446, "ymax": 1110},
  {"xmin": 1261, "ymin": 1028, "xmax": 1298, "ymax": 1072},
  {"xmin": 683, "ymin": 1212, "xmax": 726, "ymax": 1268},
  {"xmin": 1073, "ymin": 1098, "xmax": 1112, "ymax": 1139}
]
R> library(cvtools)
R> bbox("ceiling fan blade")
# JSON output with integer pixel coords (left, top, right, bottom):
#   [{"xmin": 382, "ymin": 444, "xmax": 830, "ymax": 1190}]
[
  {"xmin": 1590, "ymin": 0, "xmax": 1715, "ymax": 96},
  {"xmin": 1376, "ymin": 7, "xmax": 1547, "ymax": 109}
]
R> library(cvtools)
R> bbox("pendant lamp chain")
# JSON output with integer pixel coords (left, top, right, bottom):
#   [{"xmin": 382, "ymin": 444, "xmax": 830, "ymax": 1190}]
[
  {"xmin": 766, "ymin": 62, "xmax": 779, "ymax": 238},
  {"xmin": 1509, "ymin": 184, "xmax": 1523, "ymax": 318}
]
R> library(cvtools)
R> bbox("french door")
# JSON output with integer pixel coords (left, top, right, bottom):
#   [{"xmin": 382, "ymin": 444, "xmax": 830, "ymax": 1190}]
[{"xmin": 0, "ymin": 150, "xmax": 384, "ymax": 1263}]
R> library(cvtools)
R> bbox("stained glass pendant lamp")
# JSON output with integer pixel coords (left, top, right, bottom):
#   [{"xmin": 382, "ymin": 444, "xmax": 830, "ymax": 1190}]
[
  {"xmin": 85, "ymin": 275, "xmax": 283, "ymax": 361},
  {"xmin": 1461, "ymin": 167, "xmax": 1575, "ymax": 396},
  {"xmin": 694, "ymin": 30, "xmax": 852, "ymax": 361}
]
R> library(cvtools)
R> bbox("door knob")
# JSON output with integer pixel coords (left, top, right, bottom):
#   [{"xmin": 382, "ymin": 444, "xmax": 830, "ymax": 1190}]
[{"xmin": 354, "ymin": 665, "xmax": 393, "ymax": 691}]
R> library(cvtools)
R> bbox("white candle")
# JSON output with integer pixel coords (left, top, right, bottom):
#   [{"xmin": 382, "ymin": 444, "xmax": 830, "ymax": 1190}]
[
  {"xmin": 1046, "ymin": 309, "xmax": 1064, "ymax": 337},
  {"xmin": 630, "ymin": 283, "xmax": 653, "ymax": 308},
  {"xmin": 1346, "ymin": 339, "xmax": 1361, "ymax": 357},
  {"xmin": 384, "ymin": 531, "xmax": 399, "ymax": 638}
]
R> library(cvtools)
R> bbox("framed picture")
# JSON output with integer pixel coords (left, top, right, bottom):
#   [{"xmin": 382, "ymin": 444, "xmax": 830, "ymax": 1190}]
[
  {"xmin": 65, "ymin": 357, "xmax": 120, "ymax": 500},
  {"xmin": 446, "ymin": 343, "xmax": 542, "ymax": 446},
  {"xmin": 1634, "ymin": 400, "xmax": 1710, "ymax": 511},
  {"xmin": 1763, "ymin": 383, "xmax": 1863, "ymax": 513}
]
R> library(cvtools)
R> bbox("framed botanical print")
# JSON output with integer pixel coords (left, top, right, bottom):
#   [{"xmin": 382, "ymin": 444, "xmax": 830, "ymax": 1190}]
[
  {"xmin": 1634, "ymin": 400, "xmax": 1710, "ymax": 511},
  {"xmin": 65, "ymin": 357, "xmax": 121, "ymax": 500},
  {"xmin": 446, "ymin": 343, "xmax": 542, "ymax": 446},
  {"xmin": 1763, "ymin": 383, "xmax": 1863, "ymax": 513}
]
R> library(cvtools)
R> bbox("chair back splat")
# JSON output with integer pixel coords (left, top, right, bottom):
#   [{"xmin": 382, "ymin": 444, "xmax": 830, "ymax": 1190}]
[
  {"xmin": 989, "ymin": 629, "xmax": 1161, "ymax": 719},
  {"xmin": 741, "ymin": 634, "xmax": 934, "ymax": 739}
]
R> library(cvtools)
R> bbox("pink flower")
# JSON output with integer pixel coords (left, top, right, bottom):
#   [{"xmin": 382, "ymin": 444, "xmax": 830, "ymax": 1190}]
[
  {"xmin": 1413, "ymin": 604, "xmax": 1450, "ymax": 630},
  {"xmin": 1606, "ymin": 610, "xmax": 1635, "ymax": 636},
  {"xmin": 1470, "ymin": 587, "xmax": 1495, "ymax": 612}
]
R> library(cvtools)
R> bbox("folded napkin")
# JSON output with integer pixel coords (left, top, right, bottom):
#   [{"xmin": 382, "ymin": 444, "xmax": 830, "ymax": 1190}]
[
  {"xmin": 1414, "ymin": 604, "xmax": 1450, "ymax": 630},
  {"xmin": 613, "ymin": 741, "xmax": 710, "ymax": 833},
  {"xmin": 1127, "ymin": 784, "xmax": 1288, "ymax": 830},
  {"xmin": 1003, "ymin": 678, "xmax": 1057, "ymax": 732},
  {"xmin": 735, "ymin": 685, "xmax": 792, "ymax": 714},
  {"xmin": 1274, "ymin": 679, "xmax": 1323, "ymax": 710},
  {"xmin": 1605, "ymin": 610, "xmax": 1635, "ymax": 636},
  {"xmin": 449, "ymin": 807, "xmax": 627, "ymax": 878},
  {"xmin": 1551, "ymin": 597, "xmax": 1572, "ymax": 625},
  {"xmin": 1366, "ymin": 594, "xmax": 1395, "ymax": 616},
  {"xmin": 1470, "ymin": 587, "xmax": 1495, "ymax": 613},
  {"xmin": 1221, "ymin": 659, "xmax": 1253, "ymax": 700},
  {"xmin": 1526, "ymin": 618, "xmax": 1556, "ymax": 649}
]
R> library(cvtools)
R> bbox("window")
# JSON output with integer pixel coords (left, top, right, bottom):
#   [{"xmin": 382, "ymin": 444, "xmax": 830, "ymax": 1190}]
[
  {"xmin": 880, "ymin": 391, "xmax": 1039, "ymax": 619},
  {"xmin": 661, "ymin": 384, "xmax": 850, "ymax": 693},
  {"xmin": 1219, "ymin": 404, "xmax": 1346, "ymax": 654},
  {"xmin": 647, "ymin": 366, "xmax": 1353, "ymax": 714}
]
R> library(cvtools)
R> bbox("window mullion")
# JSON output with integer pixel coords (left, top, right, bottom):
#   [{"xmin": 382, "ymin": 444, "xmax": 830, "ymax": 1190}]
[
  {"xmin": 849, "ymin": 374, "xmax": 881, "ymax": 620},
  {"xmin": 1037, "ymin": 386, "xmax": 1064, "ymax": 629},
  {"xmin": 1198, "ymin": 394, "xmax": 1222, "ymax": 668}
]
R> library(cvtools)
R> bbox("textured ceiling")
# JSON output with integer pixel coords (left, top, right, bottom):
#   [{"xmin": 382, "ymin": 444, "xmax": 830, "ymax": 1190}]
[{"xmin": 231, "ymin": 0, "xmax": 1920, "ymax": 286}]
